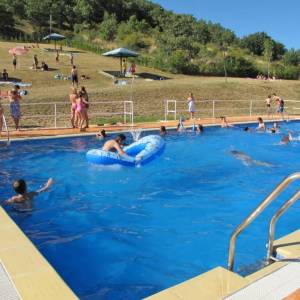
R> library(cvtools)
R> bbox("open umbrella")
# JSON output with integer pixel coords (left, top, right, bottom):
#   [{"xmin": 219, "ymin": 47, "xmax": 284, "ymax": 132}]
[
  {"xmin": 102, "ymin": 48, "xmax": 139, "ymax": 76},
  {"xmin": 8, "ymin": 46, "xmax": 29, "ymax": 56},
  {"xmin": 43, "ymin": 33, "xmax": 66, "ymax": 50}
]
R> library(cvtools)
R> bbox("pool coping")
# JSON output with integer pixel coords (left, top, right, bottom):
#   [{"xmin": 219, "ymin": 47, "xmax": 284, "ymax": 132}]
[
  {"xmin": 3, "ymin": 115, "xmax": 300, "ymax": 142},
  {"xmin": 0, "ymin": 207, "xmax": 79, "ymax": 299}
]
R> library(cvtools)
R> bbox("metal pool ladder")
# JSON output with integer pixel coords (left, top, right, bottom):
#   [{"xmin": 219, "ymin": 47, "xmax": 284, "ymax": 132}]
[
  {"xmin": 228, "ymin": 172, "xmax": 300, "ymax": 271},
  {"xmin": 1, "ymin": 114, "xmax": 10, "ymax": 146}
]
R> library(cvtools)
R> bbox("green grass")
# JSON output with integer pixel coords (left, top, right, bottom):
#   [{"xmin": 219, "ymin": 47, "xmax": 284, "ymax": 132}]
[{"xmin": 0, "ymin": 41, "xmax": 300, "ymax": 128}]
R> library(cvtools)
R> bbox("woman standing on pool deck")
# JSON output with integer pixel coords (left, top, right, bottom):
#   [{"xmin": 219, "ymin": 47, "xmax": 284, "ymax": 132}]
[
  {"xmin": 80, "ymin": 86, "xmax": 89, "ymax": 128},
  {"xmin": 9, "ymin": 85, "xmax": 21, "ymax": 130},
  {"xmin": 187, "ymin": 93, "xmax": 196, "ymax": 119},
  {"xmin": 69, "ymin": 87, "xmax": 78, "ymax": 128}
]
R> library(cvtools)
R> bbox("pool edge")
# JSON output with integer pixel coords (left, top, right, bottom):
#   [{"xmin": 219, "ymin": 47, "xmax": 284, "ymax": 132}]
[{"xmin": 0, "ymin": 207, "xmax": 79, "ymax": 300}]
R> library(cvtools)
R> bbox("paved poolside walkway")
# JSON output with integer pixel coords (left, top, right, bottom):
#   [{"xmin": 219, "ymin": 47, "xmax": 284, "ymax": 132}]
[{"xmin": 1, "ymin": 115, "xmax": 299, "ymax": 139}]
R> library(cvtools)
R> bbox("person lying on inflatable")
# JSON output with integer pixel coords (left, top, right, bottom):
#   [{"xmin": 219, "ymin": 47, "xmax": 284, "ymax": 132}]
[{"xmin": 102, "ymin": 134, "xmax": 126, "ymax": 155}]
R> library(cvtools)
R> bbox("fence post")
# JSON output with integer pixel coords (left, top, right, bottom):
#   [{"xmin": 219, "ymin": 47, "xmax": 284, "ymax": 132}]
[
  {"xmin": 54, "ymin": 103, "xmax": 57, "ymax": 128},
  {"xmin": 164, "ymin": 100, "xmax": 167, "ymax": 121},
  {"xmin": 212, "ymin": 100, "xmax": 215, "ymax": 118},
  {"xmin": 131, "ymin": 101, "xmax": 134, "ymax": 125},
  {"xmin": 124, "ymin": 101, "xmax": 126, "ymax": 124},
  {"xmin": 174, "ymin": 100, "xmax": 177, "ymax": 120},
  {"xmin": 249, "ymin": 100, "xmax": 253, "ymax": 117}
]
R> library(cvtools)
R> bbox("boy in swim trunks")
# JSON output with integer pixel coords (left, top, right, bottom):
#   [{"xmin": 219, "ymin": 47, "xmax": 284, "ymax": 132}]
[
  {"xmin": 103, "ymin": 134, "xmax": 126, "ymax": 155},
  {"xmin": 3, "ymin": 178, "xmax": 53, "ymax": 211}
]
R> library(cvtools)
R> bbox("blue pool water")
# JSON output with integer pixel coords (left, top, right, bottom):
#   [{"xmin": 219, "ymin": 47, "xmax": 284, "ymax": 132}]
[{"xmin": 1, "ymin": 122, "xmax": 300, "ymax": 299}]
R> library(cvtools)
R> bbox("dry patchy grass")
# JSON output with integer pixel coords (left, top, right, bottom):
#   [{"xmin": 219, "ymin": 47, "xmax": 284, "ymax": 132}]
[{"xmin": 0, "ymin": 41, "xmax": 300, "ymax": 127}]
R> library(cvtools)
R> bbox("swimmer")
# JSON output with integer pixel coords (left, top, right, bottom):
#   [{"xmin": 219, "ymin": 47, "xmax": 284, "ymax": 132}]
[
  {"xmin": 280, "ymin": 135, "xmax": 290, "ymax": 145},
  {"xmin": 230, "ymin": 150, "xmax": 273, "ymax": 167},
  {"xmin": 243, "ymin": 127, "xmax": 253, "ymax": 132},
  {"xmin": 197, "ymin": 124, "xmax": 204, "ymax": 133},
  {"xmin": 256, "ymin": 117, "xmax": 265, "ymax": 131},
  {"xmin": 220, "ymin": 116, "xmax": 233, "ymax": 128},
  {"xmin": 177, "ymin": 117, "xmax": 185, "ymax": 132},
  {"xmin": 288, "ymin": 131, "xmax": 300, "ymax": 141},
  {"xmin": 268, "ymin": 122, "xmax": 280, "ymax": 134},
  {"xmin": 102, "ymin": 134, "xmax": 126, "ymax": 155},
  {"xmin": 3, "ymin": 178, "xmax": 53, "ymax": 211},
  {"xmin": 160, "ymin": 126, "xmax": 167, "ymax": 136},
  {"xmin": 96, "ymin": 129, "xmax": 107, "ymax": 139}
]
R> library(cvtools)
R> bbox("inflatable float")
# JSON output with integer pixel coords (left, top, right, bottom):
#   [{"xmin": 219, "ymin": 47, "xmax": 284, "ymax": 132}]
[{"xmin": 86, "ymin": 135, "xmax": 165, "ymax": 166}]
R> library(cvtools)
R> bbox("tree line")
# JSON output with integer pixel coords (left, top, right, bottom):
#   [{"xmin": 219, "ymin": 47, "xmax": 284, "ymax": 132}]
[{"xmin": 1, "ymin": 0, "xmax": 300, "ymax": 79}]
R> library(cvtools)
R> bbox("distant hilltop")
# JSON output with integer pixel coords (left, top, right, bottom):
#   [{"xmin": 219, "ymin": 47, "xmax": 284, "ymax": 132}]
[{"xmin": 1, "ymin": 0, "xmax": 299, "ymax": 79}]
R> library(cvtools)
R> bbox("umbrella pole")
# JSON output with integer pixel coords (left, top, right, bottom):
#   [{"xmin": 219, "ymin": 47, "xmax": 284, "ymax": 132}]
[
  {"xmin": 55, "ymin": 40, "xmax": 56, "ymax": 50},
  {"xmin": 120, "ymin": 57, "xmax": 122, "ymax": 77}
]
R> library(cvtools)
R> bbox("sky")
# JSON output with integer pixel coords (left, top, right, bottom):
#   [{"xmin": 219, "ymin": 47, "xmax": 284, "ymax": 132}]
[{"xmin": 152, "ymin": 0, "xmax": 299, "ymax": 49}]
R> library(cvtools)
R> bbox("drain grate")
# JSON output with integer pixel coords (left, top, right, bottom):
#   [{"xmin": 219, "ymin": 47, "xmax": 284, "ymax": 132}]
[{"xmin": 0, "ymin": 261, "xmax": 21, "ymax": 300}]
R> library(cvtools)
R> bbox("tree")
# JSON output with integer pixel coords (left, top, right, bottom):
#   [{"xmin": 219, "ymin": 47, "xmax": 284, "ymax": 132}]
[
  {"xmin": 240, "ymin": 32, "xmax": 270, "ymax": 55},
  {"xmin": 263, "ymin": 39, "xmax": 274, "ymax": 78},
  {"xmin": 0, "ymin": 2, "xmax": 15, "ymax": 35},
  {"xmin": 283, "ymin": 49, "xmax": 299, "ymax": 66},
  {"xmin": 99, "ymin": 12, "xmax": 118, "ymax": 41}
]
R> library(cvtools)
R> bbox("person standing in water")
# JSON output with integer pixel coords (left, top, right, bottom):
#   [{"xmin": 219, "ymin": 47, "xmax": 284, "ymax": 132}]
[{"xmin": 256, "ymin": 117, "xmax": 265, "ymax": 131}]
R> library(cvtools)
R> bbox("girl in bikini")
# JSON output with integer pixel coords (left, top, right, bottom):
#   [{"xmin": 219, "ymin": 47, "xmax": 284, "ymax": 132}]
[
  {"xmin": 80, "ymin": 86, "xmax": 89, "ymax": 129},
  {"xmin": 75, "ymin": 92, "xmax": 89, "ymax": 131}
]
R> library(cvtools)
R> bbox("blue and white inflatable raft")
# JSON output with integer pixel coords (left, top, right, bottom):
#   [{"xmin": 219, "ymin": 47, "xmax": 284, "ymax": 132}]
[{"xmin": 86, "ymin": 135, "xmax": 165, "ymax": 166}]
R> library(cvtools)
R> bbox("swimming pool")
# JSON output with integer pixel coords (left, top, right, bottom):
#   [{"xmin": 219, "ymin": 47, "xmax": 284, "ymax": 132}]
[{"xmin": 1, "ymin": 122, "xmax": 300, "ymax": 299}]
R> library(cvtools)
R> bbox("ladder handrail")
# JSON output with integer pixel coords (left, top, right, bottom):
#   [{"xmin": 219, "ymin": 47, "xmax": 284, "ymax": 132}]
[
  {"xmin": 2, "ymin": 114, "xmax": 10, "ymax": 145},
  {"xmin": 267, "ymin": 189, "xmax": 300, "ymax": 260},
  {"xmin": 228, "ymin": 172, "xmax": 300, "ymax": 271}
]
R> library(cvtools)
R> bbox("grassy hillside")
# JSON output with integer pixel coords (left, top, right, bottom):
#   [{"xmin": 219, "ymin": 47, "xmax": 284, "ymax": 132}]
[{"xmin": 1, "ymin": 42, "xmax": 300, "ymax": 127}]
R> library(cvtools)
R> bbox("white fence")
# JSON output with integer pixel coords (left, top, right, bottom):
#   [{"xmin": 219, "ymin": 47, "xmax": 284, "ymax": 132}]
[
  {"xmin": 1, "ymin": 100, "xmax": 134, "ymax": 129},
  {"xmin": 164, "ymin": 99, "xmax": 300, "ymax": 120}
]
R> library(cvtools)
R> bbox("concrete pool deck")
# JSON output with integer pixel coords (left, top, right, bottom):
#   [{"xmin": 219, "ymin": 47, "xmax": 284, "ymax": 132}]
[
  {"xmin": 1, "ymin": 115, "xmax": 299, "ymax": 140},
  {"xmin": 1, "ymin": 115, "xmax": 300, "ymax": 299}
]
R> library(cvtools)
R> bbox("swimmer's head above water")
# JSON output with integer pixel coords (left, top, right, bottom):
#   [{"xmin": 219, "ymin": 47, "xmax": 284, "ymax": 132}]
[
  {"xmin": 115, "ymin": 134, "xmax": 126, "ymax": 145},
  {"xmin": 13, "ymin": 179, "xmax": 27, "ymax": 195}
]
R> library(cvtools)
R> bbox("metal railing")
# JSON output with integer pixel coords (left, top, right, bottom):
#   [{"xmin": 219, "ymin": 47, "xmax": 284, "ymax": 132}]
[
  {"xmin": 1, "ymin": 100, "xmax": 134, "ymax": 129},
  {"xmin": 1, "ymin": 114, "xmax": 10, "ymax": 145},
  {"xmin": 228, "ymin": 172, "xmax": 300, "ymax": 271},
  {"xmin": 164, "ymin": 99, "xmax": 300, "ymax": 120}
]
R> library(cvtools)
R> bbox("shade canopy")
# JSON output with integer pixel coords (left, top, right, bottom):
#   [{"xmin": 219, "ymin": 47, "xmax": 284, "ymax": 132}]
[
  {"xmin": 8, "ymin": 46, "xmax": 28, "ymax": 56},
  {"xmin": 102, "ymin": 48, "xmax": 139, "ymax": 58},
  {"xmin": 43, "ymin": 33, "xmax": 66, "ymax": 41}
]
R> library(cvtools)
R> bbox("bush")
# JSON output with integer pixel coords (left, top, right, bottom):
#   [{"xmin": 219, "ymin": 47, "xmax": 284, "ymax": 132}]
[{"xmin": 99, "ymin": 13, "xmax": 118, "ymax": 41}]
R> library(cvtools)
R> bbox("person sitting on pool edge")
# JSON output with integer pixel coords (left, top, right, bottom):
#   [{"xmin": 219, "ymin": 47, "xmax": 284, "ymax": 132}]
[
  {"xmin": 96, "ymin": 129, "xmax": 107, "ymax": 139},
  {"xmin": 102, "ymin": 134, "xmax": 126, "ymax": 155},
  {"xmin": 160, "ymin": 126, "xmax": 167, "ymax": 135},
  {"xmin": 3, "ymin": 178, "xmax": 53, "ymax": 210}
]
